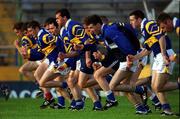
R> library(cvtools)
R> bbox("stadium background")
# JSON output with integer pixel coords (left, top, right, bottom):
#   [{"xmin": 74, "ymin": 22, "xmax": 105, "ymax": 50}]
[{"xmin": 0, "ymin": 0, "xmax": 179, "ymax": 119}]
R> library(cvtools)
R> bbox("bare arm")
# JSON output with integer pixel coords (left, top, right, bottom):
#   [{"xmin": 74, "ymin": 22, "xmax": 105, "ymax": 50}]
[
  {"xmin": 135, "ymin": 49, "xmax": 151, "ymax": 60},
  {"xmin": 58, "ymin": 51, "xmax": 79, "ymax": 61},
  {"xmin": 85, "ymin": 51, "xmax": 92, "ymax": 68},
  {"xmin": 127, "ymin": 49, "xmax": 151, "ymax": 62},
  {"xmin": 13, "ymin": 40, "xmax": 22, "ymax": 54},
  {"xmin": 159, "ymin": 35, "xmax": 169, "ymax": 64},
  {"xmin": 159, "ymin": 35, "xmax": 167, "ymax": 56}
]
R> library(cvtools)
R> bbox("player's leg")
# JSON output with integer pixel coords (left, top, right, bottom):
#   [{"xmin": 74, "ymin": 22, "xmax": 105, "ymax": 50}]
[
  {"xmin": 67, "ymin": 70, "xmax": 83, "ymax": 110},
  {"xmin": 51, "ymin": 76, "xmax": 71, "ymax": 109},
  {"xmin": 34, "ymin": 61, "xmax": 54, "ymax": 109},
  {"xmin": 94, "ymin": 67, "xmax": 118, "ymax": 109},
  {"xmin": 19, "ymin": 61, "xmax": 39, "ymax": 80},
  {"xmin": 151, "ymin": 72, "xmax": 173, "ymax": 115},
  {"xmin": 78, "ymin": 71, "xmax": 102, "ymax": 110}
]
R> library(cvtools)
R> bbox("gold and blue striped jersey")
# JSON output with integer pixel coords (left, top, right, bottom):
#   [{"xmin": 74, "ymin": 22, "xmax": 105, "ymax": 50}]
[
  {"xmin": 141, "ymin": 18, "xmax": 165, "ymax": 56},
  {"xmin": 21, "ymin": 35, "xmax": 37, "ymax": 49},
  {"xmin": 37, "ymin": 28, "xmax": 56, "ymax": 56},
  {"xmin": 60, "ymin": 27, "xmax": 73, "ymax": 53},
  {"xmin": 63, "ymin": 19, "xmax": 92, "ymax": 45}
]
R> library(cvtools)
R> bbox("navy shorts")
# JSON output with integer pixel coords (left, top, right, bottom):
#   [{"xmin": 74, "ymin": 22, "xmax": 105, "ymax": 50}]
[{"xmin": 80, "ymin": 53, "xmax": 96, "ymax": 74}]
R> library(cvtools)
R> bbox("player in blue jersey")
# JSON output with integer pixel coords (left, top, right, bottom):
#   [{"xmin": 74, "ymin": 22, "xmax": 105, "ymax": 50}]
[
  {"xmin": 26, "ymin": 20, "xmax": 58, "ymax": 109},
  {"xmin": 41, "ymin": 18, "xmax": 72, "ymax": 109},
  {"xmin": 55, "ymin": 9, "xmax": 102, "ymax": 110},
  {"xmin": 86, "ymin": 15, "xmax": 149, "ymax": 114},
  {"xmin": 56, "ymin": 9, "xmax": 84, "ymax": 110},
  {"xmin": 128, "ymin": 10, "xmax": 179, "ymax": 115},
  {"xmin": 13, "ymin": 22, "xmax": 41, "ymax": 81}
]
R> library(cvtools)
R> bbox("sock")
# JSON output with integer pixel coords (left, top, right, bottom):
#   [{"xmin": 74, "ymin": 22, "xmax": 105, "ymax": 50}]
[
  {"xmin": 75, "ymin": 99, "xmax": 84, "ymax": 107},
  {"xmin": 58, "ymin": 96, "xmax": 65, "ymax": 106},
  {"xmin": 61, "ymin": 82, "xmax": 68, "ymax": 89},
  {"xmin": 44, "ymin": 92, "xmax": 53, "ymax": 100},
  {"xmin": 94, "ymin": 100, "xmax": 102, "ymax": 108},
  {"xmin": 70, "ymin": 99, "xmax": 76, "ymax": 107},
  {"xmin": 162, "ymin": 103, "xmax": 171, "ymax": 111},
  {"xmin": 134, "ymin": 86, "xmax": 144, "ymax": 94},
  {"xmin": 149, "ymin": 93, "xmax": 160, "ymax": 105},
  {"xmin": 135, "ymin": 104, "xmax": 146, "ymax": 111},
  {"xmin": 105, "ymin": 90, "xmax": 115, "ymax": 101}
]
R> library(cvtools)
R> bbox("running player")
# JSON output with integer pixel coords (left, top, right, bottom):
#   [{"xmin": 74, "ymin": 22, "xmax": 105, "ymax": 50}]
[{"xmin": 128, "ymin": 10, "xmax": 179, "ymax": 115}]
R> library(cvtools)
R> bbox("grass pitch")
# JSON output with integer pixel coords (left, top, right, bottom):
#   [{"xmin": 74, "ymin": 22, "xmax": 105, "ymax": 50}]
[{"xmin": 0, "ymin": 90, "xmax": 179, "ymax": 119}]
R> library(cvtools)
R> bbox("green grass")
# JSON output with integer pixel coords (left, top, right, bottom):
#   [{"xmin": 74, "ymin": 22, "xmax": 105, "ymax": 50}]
[{"xmin": 0, "ymin": 91, "xmax": 179, "ymax": 119}]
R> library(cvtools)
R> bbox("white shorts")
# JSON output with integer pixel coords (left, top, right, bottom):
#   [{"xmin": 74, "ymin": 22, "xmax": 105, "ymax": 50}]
[
  {"xmin": 152, "ymin": 49, "xmax": 176, "ymax": 74},
  {"xmin": 47, "ymin": 61, "xmax": 71, "ymax": 76},
  {"xmin": 43, "ymin": 58, "xmax": 50, "ymax": 65},
  {"xmin": 35, "ymin": 60, "xmax": 42, "ymax": 65},
  {"xmin": 76, "ymin": 60, "xmax": 81, "ymax": 71},
  {"xmin": 119, "ymin": 60, "xmax": 138, "ymax": 73}
]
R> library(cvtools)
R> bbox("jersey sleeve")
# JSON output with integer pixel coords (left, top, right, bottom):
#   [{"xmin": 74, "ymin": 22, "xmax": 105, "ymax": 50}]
[
  {"xmin": 145, "ymin": 21, "xmax": 164, "ymax": 40},
  {"xmin": 28, "ymin": 47, "xmax": 45, "ymax": 61},
  {"xmin": 42, "ymin": 34, "xmax": 56, "ymax": 44},
  {"xmin": 71, "ymin": 25, "xmax": 90, "ymax": 44},
  {"xmin": 21, "ymin": 36, "xmax": 32, "ymax": 48}
]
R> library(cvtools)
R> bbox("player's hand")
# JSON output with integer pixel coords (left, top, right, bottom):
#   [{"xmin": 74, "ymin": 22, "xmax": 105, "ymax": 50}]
[
  {"xmin": 73, "ymin": 43, "xmax": 84, "ymax": 50},
  {"xmin": 86, "ymin": 57, "xmax": 92, "ymax": 68},
  {"xmin": 126, "ymin": 55, "xmax": 134, "ymax": 68},
  {"xmin": 15, "ymin": 40, "xmax": 19, "ymax": 46},
  {"xmin": 92, "ymin": 62, "xmax": 101, "ymax": 70},
  {"xmin": 169, "ymin": 54, "xmax": 177, "ymax": 62},
  {"xmin": 21, "ymin": 46, "xmax": 28, "ymax": 59},
  {"xmin": 127, "ymin": 55, "xmax": 136, "ymax": 62},
  {"xmin": 162, "ymin": 54, "xmax": 170, "ymax": 65},
  {"xmin": 58, "ymin": 52, "xmax": 65, "ymax": 61}
]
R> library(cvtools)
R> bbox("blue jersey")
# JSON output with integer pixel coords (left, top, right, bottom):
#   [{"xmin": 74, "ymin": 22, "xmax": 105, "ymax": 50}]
[
  {"xmin": 101, "ymin": 23, "xmax": 139, "ymax": 55},
  {"xmin": 55, "ymin": 35, "xmax": 66, "ymax": 53},
  {"xmin": 60, "ymin": 27, "xmax": 73, "ymax": 53},
  {"xmin": 28, "ymin": 47, "xmax": 45, "ymax": 61},
  {"xmin": 45, "ymin": 35, "xmax": 66, "ymax": 63},
  {"xmin": 141, "ymin": 18, "xmax": 165, "ymax": 56},
  {"xmin": 37, "ymin": 28, "xmax": 56, "ymax": 56},
  {"xmin": 28, "ymin": 34, "xmax": 65, "ymax": 63},
  {"xmin": 63, "ymin": 19, "xmax": 91, "ymax": 45},
  {"xmin": 173, "ymin": 17, "xmax": 180, "ymax": 30},
  {"xmin": 21, "ymin": 35, "xmax": 37, "ymax": 49}
]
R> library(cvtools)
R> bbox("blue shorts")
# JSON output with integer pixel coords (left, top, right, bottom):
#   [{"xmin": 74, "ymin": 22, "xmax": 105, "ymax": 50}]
[{"xmin": 80, "ymin": 53, "xmax": 96, "ymax": 74}]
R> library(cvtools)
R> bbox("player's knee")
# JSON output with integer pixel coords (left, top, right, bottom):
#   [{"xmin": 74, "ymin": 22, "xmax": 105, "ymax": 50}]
[
  {"xmin": 19, "ymin": 67, "xmax": 26, "ymax": 74},
  {"xmin": 152, "ymin": 84, "xmax": 160, "ymax": 92},
  {"xmin": 94, "ymin": 71, "xmax": 102, "ymax": 81},
  {"xmin": 67, "ymin": 78, "xmax": 75, "ymax": 88},
  {"xmin": 78, "ymin": 81, "xmax": 84, "ymax": 89}
]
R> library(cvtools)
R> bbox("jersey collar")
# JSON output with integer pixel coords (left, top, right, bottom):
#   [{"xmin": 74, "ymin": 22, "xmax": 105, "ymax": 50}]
[
  {"xmin": 140, "ymin": 18, "xmax": 147, "ymax": 31},
  {"xmin": 65, "ymin": 19, "xmax": 72, "ymax": 30},
  {"xmin": 173, "ymin": 17, "xmax": 178, "ymax": 28},
  {"xmin": 101, "ymin": 24, "xmax": 105, "ymax": 35}
]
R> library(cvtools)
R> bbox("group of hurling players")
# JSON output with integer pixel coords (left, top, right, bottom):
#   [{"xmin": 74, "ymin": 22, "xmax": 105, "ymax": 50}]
[{"xmin": 3, "ymin": 8, "xmax": 178, "ymax": 116}]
